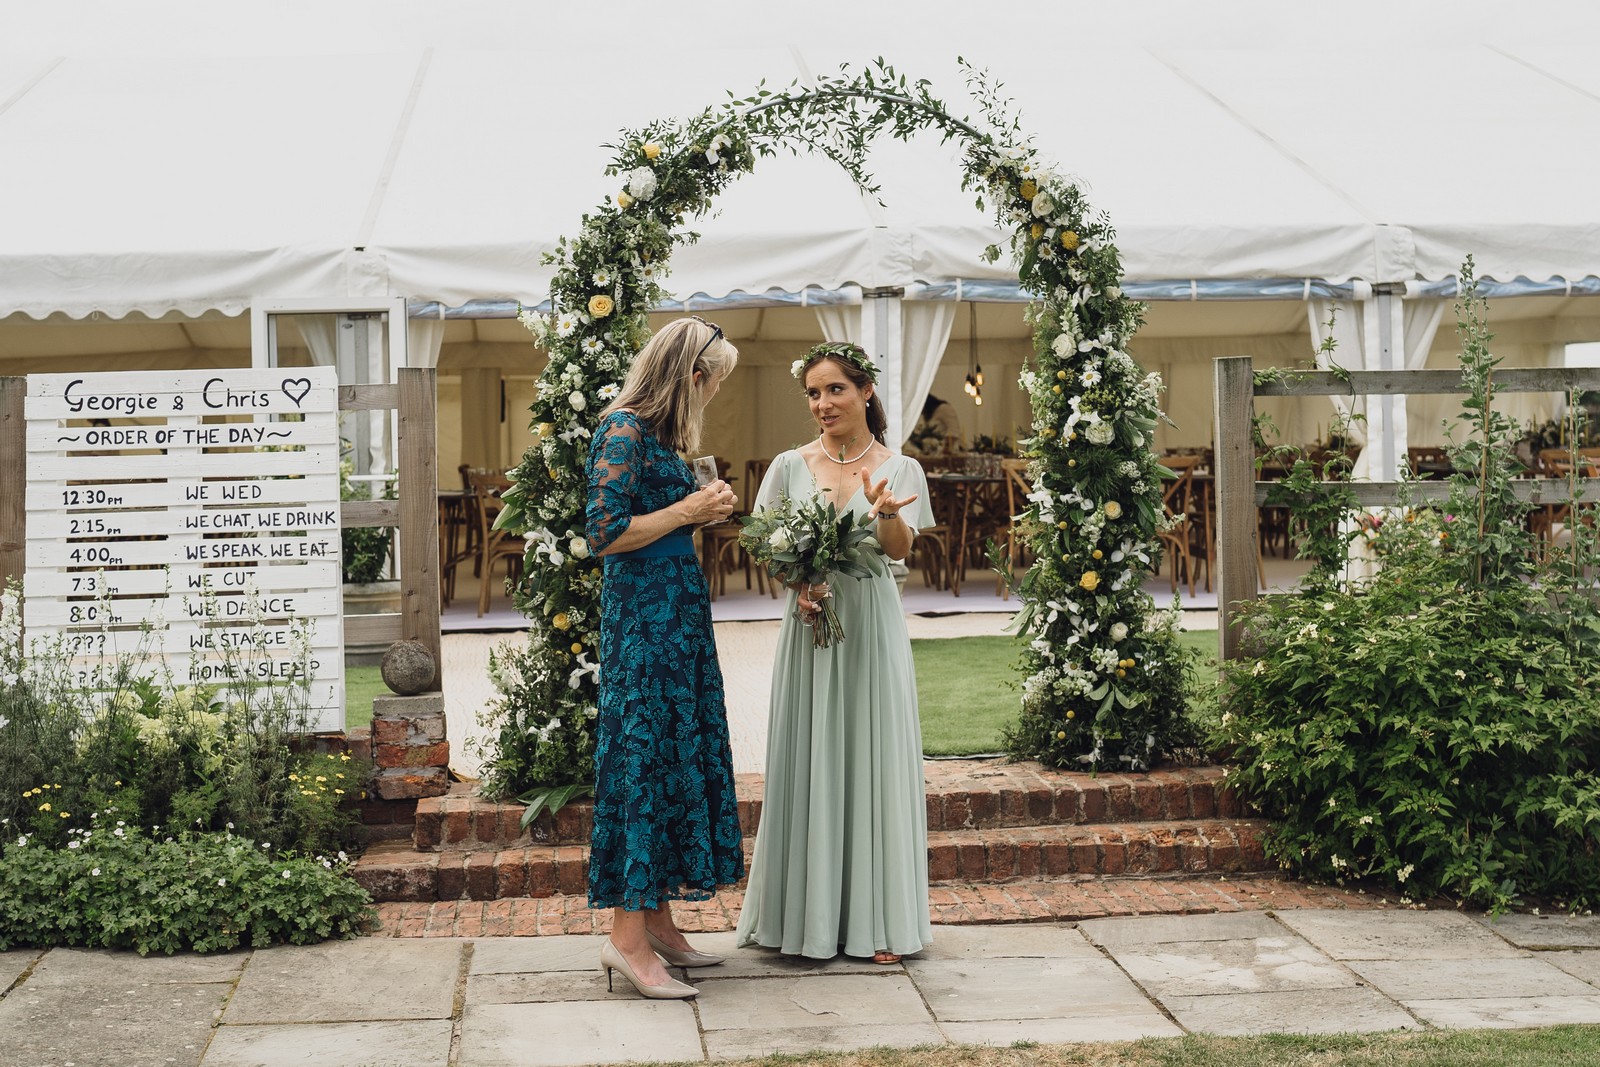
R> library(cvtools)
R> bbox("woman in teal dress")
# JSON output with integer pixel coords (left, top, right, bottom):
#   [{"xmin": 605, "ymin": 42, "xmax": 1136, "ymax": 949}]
[
  {"xmin": 735, "ymin": 342, "xmax": 934, "ymax": 963},
  {"xmin": 586, "ymin": 316, "xmax": 744, "ymax": 999}
]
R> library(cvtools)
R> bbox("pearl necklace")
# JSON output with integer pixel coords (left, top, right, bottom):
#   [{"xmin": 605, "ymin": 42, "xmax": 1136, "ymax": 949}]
[{"xmin": 819, "ymin": 435, "xmax": 873, "ymax": 465}]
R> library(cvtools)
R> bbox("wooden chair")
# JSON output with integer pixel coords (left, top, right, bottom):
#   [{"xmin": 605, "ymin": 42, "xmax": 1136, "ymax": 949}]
[
  {"xmin": 1156, "ymin": 455, "xmax": 1201, "ymax": 597},
  {"xmin": 997, "ymin": 458, "xmax": 1033, "ymax": 599},
  {"xmin": 466, "ymin": 468, "xmax": 522, "ymax": 617}
]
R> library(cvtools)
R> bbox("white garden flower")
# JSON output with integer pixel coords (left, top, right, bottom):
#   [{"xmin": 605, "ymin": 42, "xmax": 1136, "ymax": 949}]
[
  {"xmin": 554, "ymin": 312, "xmax": 581, "ymax": 338},
  {"xmin": 1109, "ymin": 622, "xmax": 1129, "ymax": 641},
  {"xmin": 598, "ymin": 383, "xmax": 620, "ymax": 401},
  {"xmin": 707, "ymin": 133, "xmax": 732, "ymax": 165},
  {"xmin": 790, "ymin": 359, "xmax": 806, "ymax": 378},
  {"xmin": 1085, "ymin": 422, "xmax": 1115, "ymax": 446},
  {"xmin": 580, "ymin": 337, "xmax": 605, "ymax": 355},
  {"xmin": 281, "ymin": 870, "xmax": 292, "ymax": 878},
  {"xmin": 769, "ymin": 527, "xmax": 793, "ymax": 551},
  {"xmin": 90, "ymin": 866, "xmax": 100, "ymax": 876},
  {"xmin": 1031, "ymin": 190, "xmax": 1055, "ymax": 217},
  {"xmin": 1080, "ymin": 367, "xmax": 1102, "ymax": 387},
  {"xmin": 592, "ymin": 268, "xmax": 614, "ymax": 287},
  {"xmin": 568, "ymin": 391, "xmax": 586, "ymax": 412},
  {"xmin": 569, "ymin": 537, "xmax": 590, "ymax": 560},
  {"xmin": 625, "ymin": 166, "xmax": 658, "ymax": 201}
]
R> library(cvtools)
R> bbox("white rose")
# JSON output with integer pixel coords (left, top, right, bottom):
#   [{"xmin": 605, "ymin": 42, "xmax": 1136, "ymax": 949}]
[
  {"xmin": 1051, "ymin": 334, "xmax": 1074, "ymax": 357},
  {"xmin": 1110, "ymin": 622, "xmax": 1129, "ymax": 641},
  {"xmin": 769, "ymin": 527, "xmax": 793, "ymax": 551},
  {"xmin": 625, "ymin": 167, "xmax": 658, "ymax": 201},
  {"xmin": 1105, "ymin": 285, "xmax": 1122, "ymax": 300},
  {"xmin": 569, "ymin": 537, "xmax": 590, "ymax": 560},
  {"xmin": 569, "ymin": 391, "xmax": 586, "ymax": 412},
  {"xmin": 1031, "ymin": 190, "xmax": 1055, "ymax": 217},
  {"xmin": 790, "ymin": 359, "xmax": 806, "ymax": 378},
  {"xmin": 1086, "ymin": 421, "xmax": 1114, "ymax": 446}
]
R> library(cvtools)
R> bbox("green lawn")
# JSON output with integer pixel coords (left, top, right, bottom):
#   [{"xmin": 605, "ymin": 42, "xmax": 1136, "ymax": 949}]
[
  {"xmin": 914, "ymin": 629, "xmax": 1218, "ymax": 757},
  {"xmin": 343, "ymin": 665, "xmax": 387, "ymax": 732},
  {"xmin": 687, "ymin": 1026, "xmax": 1600, "ymax": 1067}
]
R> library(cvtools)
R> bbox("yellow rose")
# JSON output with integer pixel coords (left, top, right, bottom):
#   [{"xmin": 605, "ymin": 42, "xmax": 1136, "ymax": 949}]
[
  {"xmin": 551, "ymin": 612, "xmax": 570, "ymax": 630},
  {"xmin": 588, "ymin": 294, "xmax": 614, "ymax": 319},
  {"xmin": 642, "ymin": 142, "xmax": 661, "ymax": 160},
  {"xmin": 1019, "ymin": 179, "xmax": 1038, "ymax": 200},
  {"xmin": 1104, "ymin": 501, "xmax": 1123, "ymax": 520},
  {"xmin": 537, "ymin": 422, "xmax": 554, "ymax": 438},
  {"xmin": 1030, "ymin": 223, "xmax": 1044, "ymax": 241},
  {"xmin": 1079, "ymin": 570, "xmax": 1100, "ymax": 592},
  {"xmin": 616, "ymin": 191, "xmax": 634, "ymax": 209},
  {"xmin": 1060, "ymin": 230, "xmax": 1080, "ymax": 250},
  {"xmin": 571, "ymin": 642, "xmax": 583, "ymax": 655}
]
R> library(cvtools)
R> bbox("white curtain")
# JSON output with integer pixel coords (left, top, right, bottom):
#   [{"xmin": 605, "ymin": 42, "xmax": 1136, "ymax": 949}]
[
  {"xmin": 899, "ymin": 300, "xmax": 958, "ymax": 448},
  {"xmin": 406, "ymin": 315, "xmax": 445, "ymax": 369},
  {"xmin": 292, "ymin": 313, "xmax": 395, "ymax": 479},
  {"xmin": 1309, "ymin": 296, "xmax": 1446, "ymax": 480}
]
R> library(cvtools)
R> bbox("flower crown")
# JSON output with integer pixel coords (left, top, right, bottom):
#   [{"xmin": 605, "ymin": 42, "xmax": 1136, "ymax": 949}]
[{"xmin": 790, "ymin": 342, "xmax": 880, "ymax": 384}]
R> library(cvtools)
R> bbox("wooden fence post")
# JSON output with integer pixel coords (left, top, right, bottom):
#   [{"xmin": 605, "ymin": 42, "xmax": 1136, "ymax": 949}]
[
  {"xmin": 397, "ymin": 367, "xmax": 442, "ymax": 685},
  {"xmin": 1213, "ymin": 356, "xmax": 1256, "ymax": 663},
  {"xmin": 0, "ymin": 378, "xmax": 23, "ymax": 587}
]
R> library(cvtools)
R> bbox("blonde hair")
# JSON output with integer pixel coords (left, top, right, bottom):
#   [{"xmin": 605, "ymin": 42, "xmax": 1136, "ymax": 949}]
[{"xmin": 602, "ymin": 317, "xmax": 737, "ymax": 453}]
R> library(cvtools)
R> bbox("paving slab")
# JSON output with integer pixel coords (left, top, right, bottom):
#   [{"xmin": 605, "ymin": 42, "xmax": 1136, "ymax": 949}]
[
  {"xmin": 1349, "ymin": 956, "xmax": 1597, "ymax": 1001},
  {"xmin": 468, "ymin": 969, "xmax": 619, "ymax": 1004},
  {"xmin": 1108, "ymin": 936, "xmax": 1353, "ymax": 997},
  {"xmin": 908, "ymin": 955, "xmax": 1156, "ymax": 1023},
  {"xmin": 1479, "ymin": 913, "xmax": 1600, "ymax": 950},
  {"xmin": 0, "ymin": 949, "xmax": 41, "ymax": 994},
  {"xmin": 458, "ymin": 999, "xmax": 703, "ymax": 1067},
  {"xmin": 471, "ymin": 934, "xmax": 614, "ymax": 975},
  {"xmin": 1543, "ymin": 950, "xmax": 1600, "ymax": 988},
  {"xmin": 694, "ymin": 939, "xmax": 893, "ymax": 979},
  {"xmin": 696, "ymin": 972, "xmax": 932, "ymax": 1031},
  {"xmin": 1160, "ymin": 985, "xmax": 1418, "ymax": 1035},
  {"xmin": 224, "ymin": 939, "xmax": 462, "ymax": 1023},
  {"xmin": 1274, "ymin": 909, "xmax": 1524, "ymax": 960},
  {"xmin": 1079, "ymin": 911, "xmax": 1287, "ymax": 947},
  {"xmin": 201, "ymin": 1019, "xmax": 453, "ymax": 1067},
  {"xmin": 1406, "ymin": 994, "xmax": 1600, "ymax": 1029},
  {"xmin": 0, "ymin": 949, "xmax": 233, "ymax": 1067},
  {"xmin": 917, "ymin": 923, "xmax": 1099, "ymax": 959},
  {"xmin": 942, "ymin": 1014, "xmax": 1183, "ymax": 1045},
  {"xmin": 705, "ymin": 1022, "xmax": 943, "ymax": 1059}
]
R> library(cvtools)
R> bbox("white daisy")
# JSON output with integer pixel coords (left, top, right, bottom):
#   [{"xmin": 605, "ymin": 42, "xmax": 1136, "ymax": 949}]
[
  {"xmin": 580, "ymin": 337, "xmax": 605, "ymax": 355},
  {"xmin": 554, "ymin": 313, "xmax": 580, "ymax": 338}
]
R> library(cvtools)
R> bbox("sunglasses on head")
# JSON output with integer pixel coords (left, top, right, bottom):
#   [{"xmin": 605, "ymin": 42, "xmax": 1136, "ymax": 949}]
[{"xmin": 688, "ymin": 315, "xmax": 723, "ymax": 363}]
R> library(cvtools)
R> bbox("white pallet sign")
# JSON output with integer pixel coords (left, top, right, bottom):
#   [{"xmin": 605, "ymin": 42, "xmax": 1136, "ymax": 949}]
[{"xmin": 22, "ymin": 367, "xmax": 348, "ymax": 732}]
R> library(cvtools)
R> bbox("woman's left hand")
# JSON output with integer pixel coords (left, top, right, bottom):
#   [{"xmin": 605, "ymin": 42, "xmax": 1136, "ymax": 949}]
[{"xmin": 861, "ymin": 469, "xmax": 919, "ymax": 521}]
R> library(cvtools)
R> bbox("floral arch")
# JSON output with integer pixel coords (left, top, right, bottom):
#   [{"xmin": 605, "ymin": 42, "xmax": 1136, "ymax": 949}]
[{"xmin": 483, "ymin": 61, "xmax": 1193, "ymax": 801}]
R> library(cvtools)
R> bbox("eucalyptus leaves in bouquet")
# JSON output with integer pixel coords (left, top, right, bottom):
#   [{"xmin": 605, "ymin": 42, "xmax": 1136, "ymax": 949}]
[{"xmin": 739, "ymin": 493, "xmax": 886, "ymax": 648}]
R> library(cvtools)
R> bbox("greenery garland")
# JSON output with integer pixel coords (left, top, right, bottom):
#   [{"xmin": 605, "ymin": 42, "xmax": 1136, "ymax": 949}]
[{"xmin": 480, "ymin": 61, "xmax": 1191, "ymax": 798}]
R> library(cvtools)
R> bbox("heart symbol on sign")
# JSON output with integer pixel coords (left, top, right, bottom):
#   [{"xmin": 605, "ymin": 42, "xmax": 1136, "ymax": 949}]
[{"xmin": 281, "ymin": 378, "xmax": 313, "ymax": 407}]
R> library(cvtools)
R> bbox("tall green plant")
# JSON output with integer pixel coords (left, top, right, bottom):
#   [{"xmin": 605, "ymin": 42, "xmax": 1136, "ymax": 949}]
[{"xmin": 1214, "ymin": 262, "xmax": 1600, "ymax": 912}]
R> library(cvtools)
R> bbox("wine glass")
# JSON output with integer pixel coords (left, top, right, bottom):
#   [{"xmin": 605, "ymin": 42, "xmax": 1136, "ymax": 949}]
[{"xmin": 690, "ymin": 456, "xmax": 725, "ymax": 524}]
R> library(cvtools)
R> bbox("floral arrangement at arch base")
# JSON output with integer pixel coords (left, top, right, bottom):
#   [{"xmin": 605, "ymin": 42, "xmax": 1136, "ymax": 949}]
[{"xmin": 479, "ymin": 62, "xmax": 1195, "ymax": 802}]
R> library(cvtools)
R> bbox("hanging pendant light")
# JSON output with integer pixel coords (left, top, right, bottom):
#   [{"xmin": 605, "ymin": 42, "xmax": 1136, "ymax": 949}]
[{"xmin": 965, "ymin": 302, "xmax": 983, "ymax": 405}]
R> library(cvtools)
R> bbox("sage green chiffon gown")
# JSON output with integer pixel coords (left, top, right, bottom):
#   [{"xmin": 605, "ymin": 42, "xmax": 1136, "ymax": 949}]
[{"xmin": 734, "ymin": 450, "xmax": 935, "ymax": 959}]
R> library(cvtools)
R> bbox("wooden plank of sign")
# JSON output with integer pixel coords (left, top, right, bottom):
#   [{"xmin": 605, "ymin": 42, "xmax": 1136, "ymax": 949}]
[
  {"xmin": 24, "ymin": 532, "xmax": 342, "ymax": 568},
  {"xmin": 28, "ymin": 449, "xmax": 337, "ymax": 480},
  {"xmin": 25, "ymin": 417, "xmax": 340, "ymax": 454},
  {"xmin": 23, "ymin": 564, "xmax": 341, "ymax": 600},
  {"xmin": 26, "ymin": 476, "xmax": 339, "ymax": 512},
  {"xmin": 26, "ymin": 589, "xmax": 341, "ymax": 627},
  {"xmin": 1, "ymin": 377, "xmax": 23, "ymax": 584},
  {"xmin": 32, "ymin": 619, "xmax": 343, "ymax": 649},
  {"xmin": 24, "ymin": 368, "xmax": 339, "ymax": 419},
  {"xmin": 28, "ymin": 504, "xmax": 342, "ymax": 539}
]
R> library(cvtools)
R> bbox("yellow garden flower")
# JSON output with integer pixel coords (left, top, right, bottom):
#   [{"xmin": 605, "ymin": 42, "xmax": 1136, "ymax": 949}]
[
  {"xmin": 588, "ymin": 294, "xmax": 614, "ymax": 319},
  {"xmin": 571, "ymin": 642, "xmax": 583, "ymax": 655},
  {"xmin": 59, "ymin": 811, "xmax": 69, "ymax": 819},
  {"xmin": 552, "ymin": 612, "xmax": 571, "ymax": 630},
  {"xmin": 1065, "ymin": 710, "xmax": 1076, "ymax": 720},
  {"xmin": 1104, "ymin": 501, "xmax": 1122, "ymax": 520},
  {"xmin": 1055, "ymin": 730, "xmax": 1066, "ymax": 740},
  {"xmin": 1052, "ymin": 384, "xmax": 1062, "ymax": 394},
  {"xmin": 1079, "ymin": 571, "xmax": 1100, "ymax": 592},
  {"xmin": 1030, "ymin": 223, "xmax": 1044, "ymax": 241},
  {"xmin": 1091, "ymin": 549, "xmax": 1103, "ymax": 560},
  {"xmin": 1019, "ymin": 179, "xmax": 1038, "ymax": 200},
  {"xmin": 1056, "ymin": 370, "xmax": 1067, "ymax": 380},
  {"xmin": 642, "ymin": 142, "xmax": 661, "ymax": 160},
  {"xmin": 616, "ymin": 191, "xmax": 634, "ymax": 209},
  {"xmin": 39, "ymin": 802, "xmax": 50, "ymax": 812},
  {"xmin": 1060, "ymin": 230, "xmax": 1080, "ymax": 250}
]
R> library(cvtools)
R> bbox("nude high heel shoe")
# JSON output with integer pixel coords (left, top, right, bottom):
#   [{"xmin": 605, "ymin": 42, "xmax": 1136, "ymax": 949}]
[
  {"xmin": 599, "ymin": 938, "xmax": 697, "ymax": 999},
  {"xmin": 646, "ymin": 930, "xmax": 725, "ymax": 967}
]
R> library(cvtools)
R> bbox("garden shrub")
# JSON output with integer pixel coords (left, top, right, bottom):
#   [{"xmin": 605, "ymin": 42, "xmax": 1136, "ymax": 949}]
[{"xmin": 1214, "ymin": 261, "xmax": 1600, "ymax": 911}]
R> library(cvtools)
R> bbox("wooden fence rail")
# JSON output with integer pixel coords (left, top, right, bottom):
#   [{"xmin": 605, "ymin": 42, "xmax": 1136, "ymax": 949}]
[{"xmin": 1213, "ymin": 357, "xmax": 1600, "ymax": 662}]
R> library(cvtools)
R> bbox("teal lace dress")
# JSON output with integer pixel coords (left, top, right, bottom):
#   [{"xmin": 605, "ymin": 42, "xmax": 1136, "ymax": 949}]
[{"xmin": 584, "ymin": 411, "xmax": 745, "ymax": 910}]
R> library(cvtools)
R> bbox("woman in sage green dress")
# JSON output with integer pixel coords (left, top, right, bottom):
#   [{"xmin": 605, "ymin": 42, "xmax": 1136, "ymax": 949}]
[{"xmin": 735, "ymin": 342, "xmax": 934, "ymax": 963}]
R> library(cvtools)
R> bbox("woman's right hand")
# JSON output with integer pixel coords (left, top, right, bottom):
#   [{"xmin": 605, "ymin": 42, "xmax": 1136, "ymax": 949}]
[{"xmin": 683, "ymin": 479, "xmax": 737, "ymax": 525}]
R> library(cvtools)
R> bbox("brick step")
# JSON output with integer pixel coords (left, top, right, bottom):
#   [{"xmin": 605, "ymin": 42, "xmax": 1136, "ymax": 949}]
[
  {"xmin": 411, "ymin": 765, "xmax": 1248, "ymax": 852},
  {"xmin": 354, "ymin": 818, "xmax": 1271, "ymax": 903}
]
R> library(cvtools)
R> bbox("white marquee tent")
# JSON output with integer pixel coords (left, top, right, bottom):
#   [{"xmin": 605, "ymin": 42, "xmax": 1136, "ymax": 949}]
[{"xmin": 5, "ymin": 0, "xmax": 1600, "ymax": 478}]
